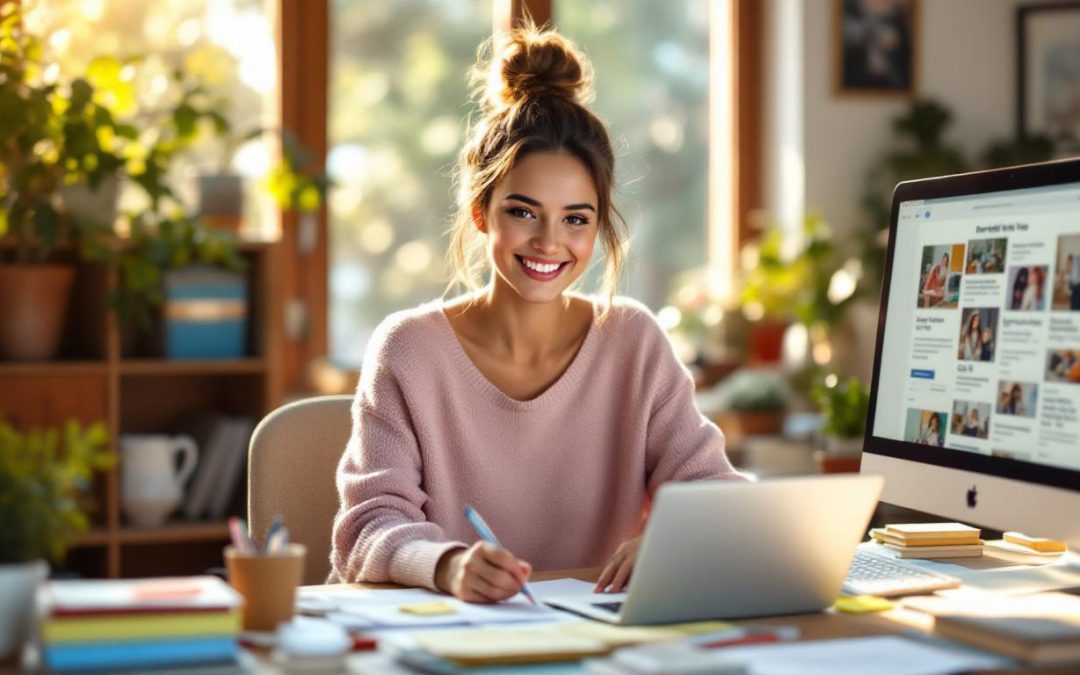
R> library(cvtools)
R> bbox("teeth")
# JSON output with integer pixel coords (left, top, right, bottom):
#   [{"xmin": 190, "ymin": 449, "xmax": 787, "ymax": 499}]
[{"xmin": 521, "ymin": 258, "xmax": 562, "ymax": 274}]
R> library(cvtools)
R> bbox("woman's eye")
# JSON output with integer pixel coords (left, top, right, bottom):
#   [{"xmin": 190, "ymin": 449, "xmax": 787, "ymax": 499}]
[
  {"xmin": 566, "ymin": 214, "xmax": 589, "ymax": 226},
  {"xmin": 508, "ymin": 207, "xmax": 534, "ymax": 219}
]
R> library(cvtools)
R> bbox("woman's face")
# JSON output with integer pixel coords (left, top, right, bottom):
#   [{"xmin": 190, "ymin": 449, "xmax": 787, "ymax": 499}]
[
  {"xmin": 480, "ymin": 151, "xmax": 599, "ymax": 305},
  {"xmin": 971, "ymin": 313, "xmax": 980, "ymax": 331},
  {"xmin": 939, "ymin": 254, "xmax": 948, "ymax": 268},
  {"xmin": 929, "ymin": 415, "xmax": 939, "ymax": 432}
]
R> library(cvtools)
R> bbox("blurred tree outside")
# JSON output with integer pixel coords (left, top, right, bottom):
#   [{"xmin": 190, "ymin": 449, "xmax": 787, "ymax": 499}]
[
  {"xmin": 24, "ymin": 0, "xmax": 277, "ymax": 235},
  {"xmin": 328, "ymin": 0, "xmax": 492, "ymax": 365},
  {"xmin": 558, "ymin": 0, "xmax": 709, "ymax": 312}
]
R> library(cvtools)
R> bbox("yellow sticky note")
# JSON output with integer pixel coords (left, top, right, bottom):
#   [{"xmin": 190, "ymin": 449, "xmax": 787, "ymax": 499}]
[
  {"xmin": 399, "ymin": 600, "xmax": 457, "ymax": 615},
  {"xmin": 833, "ymin": 595, "xmax": 893, "ymax": 614}
]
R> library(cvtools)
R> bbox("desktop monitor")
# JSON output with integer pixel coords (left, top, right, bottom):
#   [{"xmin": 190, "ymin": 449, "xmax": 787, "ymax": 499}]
[{"xmin": 863, "ymin": 157, "xmax": 1080, "ymax": 549}]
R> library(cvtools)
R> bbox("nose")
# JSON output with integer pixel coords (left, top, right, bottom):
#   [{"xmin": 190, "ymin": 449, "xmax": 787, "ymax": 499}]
[{"xmin": 532, "ymin": 219, "xmax": 560, "ymax": 255}]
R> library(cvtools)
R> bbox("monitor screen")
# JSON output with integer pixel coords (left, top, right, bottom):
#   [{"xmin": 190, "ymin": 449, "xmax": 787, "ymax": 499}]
[{"xmin": 863, "ymin": 159, "xmax": 1080, "ymax": 547}]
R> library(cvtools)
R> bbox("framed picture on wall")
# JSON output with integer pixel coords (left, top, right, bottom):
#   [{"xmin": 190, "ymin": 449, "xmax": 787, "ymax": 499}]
[
  {"xmin": 1018, "ymin": 3, "xmax": 1080, "ymax": 143},
  {"xmin": 834, "ymin": 0, "xmax": 919, "ymax": 97}
]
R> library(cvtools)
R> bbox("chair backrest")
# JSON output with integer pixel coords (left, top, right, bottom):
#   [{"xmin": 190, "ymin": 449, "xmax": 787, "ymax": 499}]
[{"xmin": 248, "ymin": 395, "xmax": 352, "ymax": 586}]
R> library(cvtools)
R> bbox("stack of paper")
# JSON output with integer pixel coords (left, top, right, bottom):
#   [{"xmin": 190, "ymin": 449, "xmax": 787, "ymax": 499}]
[
  {"xmin": 41, "ymin": 576, "xmax": 242, "ymax": 671},
  {"xmin": 870, "ymin": 523, "xmax": 983, "ymax": 559}
]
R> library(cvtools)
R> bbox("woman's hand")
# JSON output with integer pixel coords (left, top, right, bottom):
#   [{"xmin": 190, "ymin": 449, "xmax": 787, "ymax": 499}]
[
  {"xmin": 434, "ymin": 542, "xmax": 532, "ymax": 603},
  {"xmin": 594, "ymin": 536, "xmax": 642, "ymax": 593}
]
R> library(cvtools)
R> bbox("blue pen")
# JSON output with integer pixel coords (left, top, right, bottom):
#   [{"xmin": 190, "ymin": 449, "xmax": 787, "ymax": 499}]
[
  {"xmin": 463, "ymin": 506, "xmax": 538, "ymax": 605},
  {"xmin": 263, "ymin": 514, "xmax": 284, "ymax": 553}
]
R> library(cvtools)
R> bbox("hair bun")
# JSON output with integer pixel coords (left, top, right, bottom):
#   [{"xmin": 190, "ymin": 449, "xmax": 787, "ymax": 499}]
[{"xmin": 482, "ymin": 24, "xmax": 594, "ymax": 111}]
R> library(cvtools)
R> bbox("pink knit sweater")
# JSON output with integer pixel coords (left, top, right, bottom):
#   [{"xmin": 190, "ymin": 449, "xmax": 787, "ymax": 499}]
[{"xmin": 329, "ymin": 297, "xmax": 746, "ymax": 589}]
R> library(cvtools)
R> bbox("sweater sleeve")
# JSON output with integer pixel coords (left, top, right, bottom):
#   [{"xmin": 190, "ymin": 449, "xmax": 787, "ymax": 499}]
[
  {"xmin": 329, "ymin": 321, "xmax": 466, "ymax": 590},
  {"xmin": 641, "ymin": 315, "xmax": 751, "ymax": 496}
]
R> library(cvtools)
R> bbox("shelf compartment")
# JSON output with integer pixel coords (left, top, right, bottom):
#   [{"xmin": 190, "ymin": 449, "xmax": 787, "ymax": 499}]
[
  {"xmin": 117, "ymin": 520, "xmax": 231, "ymax": 545},
  {"xmin": 0, "ymin": 362, "xmax": 109, "ymax": 377},
  {"xmin": 119, "ymin": 359, "xmax": 267, "ymax": 376},
  {"xmin": 74, "ymin": 528, "xmax": 112, "ymax": 547},
  {"xmin": 0, "ymin": 373, "xmax": 109, "ymax": 428},
  {"xmin": 120, "ymin": 373, "xmax": 267, "ymax": 433}
]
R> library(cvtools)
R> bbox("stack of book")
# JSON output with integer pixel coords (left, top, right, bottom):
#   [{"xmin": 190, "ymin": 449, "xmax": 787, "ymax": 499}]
[
  {"xmin": 870, "ymin": 522, "xmax": 984, "ymax": 559},
  {"xmin": 41, "ymin": 576, "xmax": 242, "ymax": 672},
  {"xmin": 904, "ymin": 592, "xmax": 1080, "ymax": 667}
]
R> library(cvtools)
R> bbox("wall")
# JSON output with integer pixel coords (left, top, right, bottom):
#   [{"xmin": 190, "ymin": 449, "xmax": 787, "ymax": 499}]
[
  {"xmin": 762, "ymin": 0, "xmax": 1033, "ymax": 379},
  {"xmin": 765, "ymin": 0, "xmax": 1020, "ymax": 238}
]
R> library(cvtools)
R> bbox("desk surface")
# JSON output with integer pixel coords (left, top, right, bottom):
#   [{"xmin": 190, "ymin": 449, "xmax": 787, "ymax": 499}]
[
  {"xmin": 10, "ymin": 567, "xmax": 1070, "ymax": 674},
  {"xmin": 296, "ymin": 566, "xmax": 1077, "ymax": 675},
  {"xmin": 306, "ymin": 567, "xmax": 916, "ymax": 641}
]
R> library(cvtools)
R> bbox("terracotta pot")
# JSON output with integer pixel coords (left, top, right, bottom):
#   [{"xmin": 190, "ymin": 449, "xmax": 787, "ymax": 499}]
[
  {"xmin": 715, "ymin": 409, "xmax": 786, "ymax": 449},
  {"xmin": 749, "ymin": 320, "xmax": 788, "ymax": 365},
  {"xmin": 0, "ymin": 264, "xmax": 76, "ymax": 361}
]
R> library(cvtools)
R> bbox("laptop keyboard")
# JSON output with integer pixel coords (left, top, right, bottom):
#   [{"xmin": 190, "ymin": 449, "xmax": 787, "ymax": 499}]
[
  {"xmin": 591, "ymin": 601, "xmax": 624, "ymax": 613},
  {"xmin": 843, "ymin": 549, "xmax": 961, "ymax": 597}
]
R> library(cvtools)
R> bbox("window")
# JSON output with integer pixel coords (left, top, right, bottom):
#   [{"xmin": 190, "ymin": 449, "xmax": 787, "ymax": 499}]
[
  {"xmin": 557, "ymin": 0, "xmax": 712, "ymax": 310},
  {"xmin": 25, "ymin": 0, "xmax": 278, "ymax": 236},
  {"xmin": 328, "ymin": 0, "xmax": 493, "ymax": 365}
]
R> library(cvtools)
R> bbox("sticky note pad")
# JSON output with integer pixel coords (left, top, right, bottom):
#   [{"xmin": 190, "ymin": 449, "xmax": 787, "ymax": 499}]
[
  {"xmin": 398, "ymin": 600, "xmax": 457, "ymax": 615},
  {"xmin": 1003, "ymin": 531, "xmax": 1067, "ymax": 553},
  {"xmin": 834, "ymin": 595, "xmax": 893, "ymax": 614}
]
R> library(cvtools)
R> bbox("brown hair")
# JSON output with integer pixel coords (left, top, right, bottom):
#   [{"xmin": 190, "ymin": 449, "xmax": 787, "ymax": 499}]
[{"xmin": 446, "ymin": 22, "xmax": 627, "ymax": 314}]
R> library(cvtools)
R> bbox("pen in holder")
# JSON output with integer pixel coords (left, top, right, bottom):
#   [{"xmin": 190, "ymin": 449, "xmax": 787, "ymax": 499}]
[{"xmin": 225, "ymin": 543, "xmax": 306, "ymax": 632}]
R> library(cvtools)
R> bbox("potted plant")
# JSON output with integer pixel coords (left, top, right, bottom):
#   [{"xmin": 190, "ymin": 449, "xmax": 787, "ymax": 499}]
[
  {"xmin": 0, "ymin": 420, "xmax": 112, "ymax": 662},
  {"xmin": 0, "ymin": 6, "xmax": 130, "ymax": 360},
  {"xmin": 738, "ymin": 214, "xmax": 858, "ymax": 366},
  {"xmin": 812, "ymin": 376, "xmax": 870, "ymax": 457},
  {"xmin": 198, "ymin": 124, "xmax": 330, "ymax": 235},
  {"xmin": 700, "ymin": 369, "xmax": 790, "ymax": 449},
  {"xmin": 0, "ymin": 5, "xmax": 248, "ymax": 358}
]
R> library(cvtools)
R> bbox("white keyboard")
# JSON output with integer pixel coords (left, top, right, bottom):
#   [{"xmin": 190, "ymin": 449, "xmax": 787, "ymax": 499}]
[{"xmin": 842, "ymin": 549, "xmax": 962, "ymax": 597}]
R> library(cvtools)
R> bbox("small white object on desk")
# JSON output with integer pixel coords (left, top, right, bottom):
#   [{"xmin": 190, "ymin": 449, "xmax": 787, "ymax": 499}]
[{"xmin": 276, "ymin": 617, "xmax": 351, "ymax": 658}]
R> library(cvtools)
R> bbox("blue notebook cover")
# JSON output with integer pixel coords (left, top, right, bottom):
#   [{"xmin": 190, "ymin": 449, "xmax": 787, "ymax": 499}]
[{"xmin": 44, "ymin": 636, "xmax": 236, "ymax": 671}]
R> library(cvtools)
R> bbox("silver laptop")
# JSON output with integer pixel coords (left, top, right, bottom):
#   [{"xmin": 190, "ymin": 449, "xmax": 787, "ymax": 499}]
[{"xmin": 544, "ymin": 474, "xmax": 883, "ymax": 624}]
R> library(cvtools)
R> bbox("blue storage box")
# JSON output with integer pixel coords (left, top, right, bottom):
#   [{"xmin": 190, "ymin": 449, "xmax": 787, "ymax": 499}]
[{"xmin": 164, "ymin": 266, "xmax": 248, "ymax": 360}]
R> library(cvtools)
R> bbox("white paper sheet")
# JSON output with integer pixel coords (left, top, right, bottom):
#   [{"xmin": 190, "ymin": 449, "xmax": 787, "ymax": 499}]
[
  {"xmin": 529, "ymin": 577, "xmax": 629, "ymax": 606},
  {"xmin": 717, "ymin": 635, "xmax": 1011, "ymax": 675},
  {"xmin": 340, "ymin": 596, "xmax": 566, "ymax": 628}
]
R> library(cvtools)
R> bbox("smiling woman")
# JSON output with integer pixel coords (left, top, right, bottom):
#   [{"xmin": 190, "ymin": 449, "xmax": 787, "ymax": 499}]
[{"xmin": 329, "ymin": 23, "xmax": 748, "ymax": 606}]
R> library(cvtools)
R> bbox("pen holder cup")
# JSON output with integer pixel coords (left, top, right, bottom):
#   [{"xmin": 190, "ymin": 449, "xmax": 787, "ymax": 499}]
[{"xmin": 225, "ymin": 543, "xmax": 306, "ymax": 632}]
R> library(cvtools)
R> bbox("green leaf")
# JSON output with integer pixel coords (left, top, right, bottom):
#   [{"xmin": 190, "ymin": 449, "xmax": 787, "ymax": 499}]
[
  {"xmin": 32, "ymin": 201, "xmax": 61, "ymax": 249},
  {"xmin": 114, "ymin": 123, "xmax": 138, "ymax": 139},
  {"xmin": 172, "ymin": 104, "xmax": 197, "ymax": 139},
  {"xmin": 209, "ymin": 111, "xmax": 231, "ymax": 136}
]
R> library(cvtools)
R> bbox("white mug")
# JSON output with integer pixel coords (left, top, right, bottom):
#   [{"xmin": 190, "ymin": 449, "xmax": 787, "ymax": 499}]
[{"xmin": 120, "ymin": 434, "xmax": 198, "ymax": 528}]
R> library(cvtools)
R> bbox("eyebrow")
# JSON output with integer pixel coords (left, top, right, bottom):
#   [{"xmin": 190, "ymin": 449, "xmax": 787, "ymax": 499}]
[{"xmin": 504, "ymin": 193, "xmax": 596, "ymax": 212}]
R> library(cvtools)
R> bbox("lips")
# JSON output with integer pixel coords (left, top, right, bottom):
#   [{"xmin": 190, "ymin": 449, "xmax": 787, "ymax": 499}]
[{"xmin": 516, "ymin": 255, "xmax": 569, "ymax": 281}]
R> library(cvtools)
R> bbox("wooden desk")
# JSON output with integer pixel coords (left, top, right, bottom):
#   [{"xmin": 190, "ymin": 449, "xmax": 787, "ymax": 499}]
[
  {"xmin": 9, "ymin": 569, "xmax": 1061, "ymax": 674},
  {"xmin": 291, "ymin": 568, "xmax": 1061, "ymax": 675}
]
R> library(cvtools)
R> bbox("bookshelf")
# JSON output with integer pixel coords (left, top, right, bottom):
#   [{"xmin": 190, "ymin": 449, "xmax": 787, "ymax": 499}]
[{"xmin": 0, "ymin": 241, "xmax": 283, "ymax": 578}]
